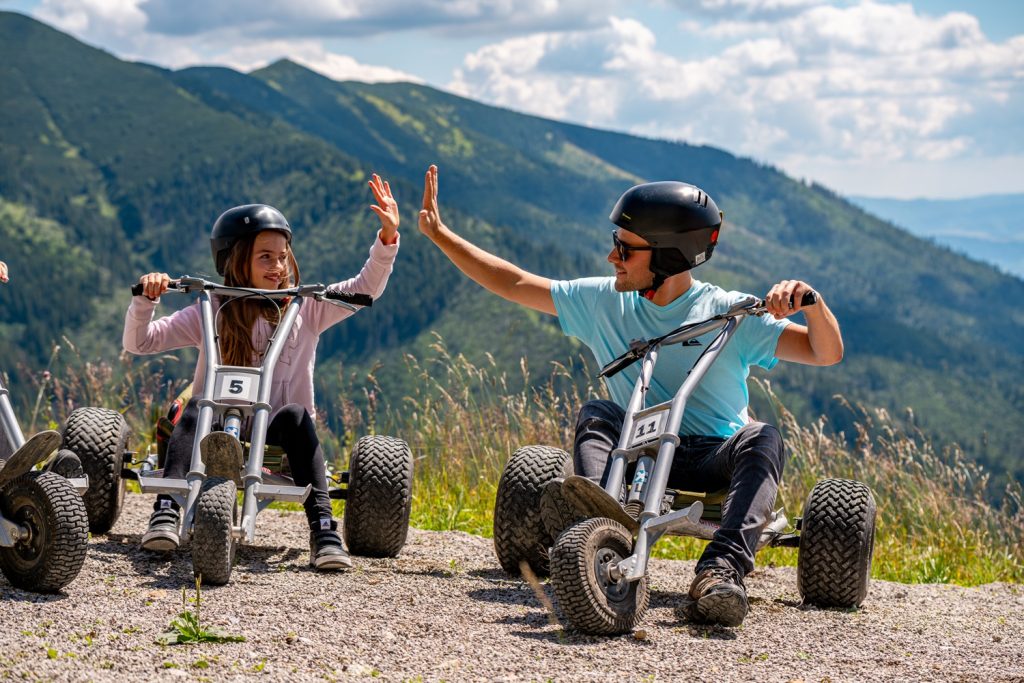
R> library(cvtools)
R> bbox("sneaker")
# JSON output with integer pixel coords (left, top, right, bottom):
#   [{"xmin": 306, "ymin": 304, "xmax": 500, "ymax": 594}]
[
  {"xmin": 676, "ymin": 565, "xmax": 749, "ymax": 627},
  {"xmin": 309, "ymin": 520, "xmax": 353, "ymax": 571},
  {"xmin": 141, "ymin": 505, "xmax": 181, "ymax": 552}
]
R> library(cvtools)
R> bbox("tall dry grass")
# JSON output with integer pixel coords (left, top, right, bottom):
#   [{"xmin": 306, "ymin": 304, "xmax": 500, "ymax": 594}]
[{"xmin": 19, "ymin": 337, "xmax": 1023, "ymax": 585}]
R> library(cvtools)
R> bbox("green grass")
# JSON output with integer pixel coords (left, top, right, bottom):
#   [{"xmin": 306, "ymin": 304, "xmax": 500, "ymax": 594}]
[{"xmin": 38, "ymin": 337, "xmax": 1024, "ymax": 586}]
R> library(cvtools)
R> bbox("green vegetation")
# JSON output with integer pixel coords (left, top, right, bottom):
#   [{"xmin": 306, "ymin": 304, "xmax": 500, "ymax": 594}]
[
  {"xmin": 44, "ymin": 341, "xmax": 1015, "ymax": 587},
  {"xmin": 157, "ymin": 578, "xmax": 246, "ymax": 645},
  {"xmin": 1, "ymin": 10, "xmax": 1022, "ymax": 495}
]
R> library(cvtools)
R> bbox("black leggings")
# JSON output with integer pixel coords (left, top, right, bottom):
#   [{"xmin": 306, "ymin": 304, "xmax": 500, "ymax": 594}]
[
  {"xmin": 158, "ymin": 399, "xmax": 332, "ymax": 527},
  {"xmin": 574, "ymin": 399, "xmax": 787, "ymax": 578}
]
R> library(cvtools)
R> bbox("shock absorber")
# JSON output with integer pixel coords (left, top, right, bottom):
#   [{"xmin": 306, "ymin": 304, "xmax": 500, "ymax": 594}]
[{"xmin": 223, "ymin": 408, "xmax": 243, "ymax": 440}]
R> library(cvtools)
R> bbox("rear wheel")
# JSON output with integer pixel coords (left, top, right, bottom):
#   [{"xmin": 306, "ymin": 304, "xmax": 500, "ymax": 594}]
[
  {"xmin": 343, "ymin": 435, "xmax": 414, "ymax": 558},
  {"xmin": 550, "ymin": 517, "xmax": 649, "ymax": 635},
  {"xmin": 61, "ymin": 407, "xmax": 131, "ymax": 534},
  {"xmin": 0, "ymin": 472, "xmax": 88, "ymax": 593},
  {"xmin": 493, "ymin": 445, "xmax": 570, "ymax": 577},
  {"xmin": 798, "ymin": 478, "xmax": 876, "ymax": 608},
  {"xmin": 192, "ymin": 477, "xmax": 237, "ymax": 586}
]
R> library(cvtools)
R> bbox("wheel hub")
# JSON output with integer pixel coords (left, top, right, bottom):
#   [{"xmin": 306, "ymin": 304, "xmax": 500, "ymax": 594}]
[{"xmin": 595, "ymin": 547, "xmax": 630, "ymax": 600}]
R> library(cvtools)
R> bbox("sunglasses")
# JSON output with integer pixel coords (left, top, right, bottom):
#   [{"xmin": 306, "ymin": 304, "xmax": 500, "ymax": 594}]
[{"xmin": 611, "ymin": 231, "xmax": 653, "ymax": 262}]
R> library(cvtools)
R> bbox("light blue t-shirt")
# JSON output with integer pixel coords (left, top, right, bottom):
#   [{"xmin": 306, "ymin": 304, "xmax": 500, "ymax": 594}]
[{"xmin": 551, "ymin": 277, "xmax": 790, "ymax": 438}]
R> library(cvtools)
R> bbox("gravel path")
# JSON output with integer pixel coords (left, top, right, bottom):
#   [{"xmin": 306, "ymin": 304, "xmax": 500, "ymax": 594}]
[{"xmin": 1, "ymin": 493, "xmax": 1022, "ymax": 682}]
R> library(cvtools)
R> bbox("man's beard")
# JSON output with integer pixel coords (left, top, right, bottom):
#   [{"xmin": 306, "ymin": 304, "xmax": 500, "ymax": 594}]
[{"xmin": 613, "ymin": 270, "xmax": 655, "ymax": 292}]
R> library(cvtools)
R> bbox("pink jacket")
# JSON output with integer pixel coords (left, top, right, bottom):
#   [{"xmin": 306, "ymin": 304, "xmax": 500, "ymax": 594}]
[{"xmin": 123, "ymin": 237, "xmax": 399, "ymax": 419}]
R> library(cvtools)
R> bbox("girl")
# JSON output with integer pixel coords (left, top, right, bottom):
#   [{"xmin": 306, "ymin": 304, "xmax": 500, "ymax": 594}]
[{"xmin": 124, "ymin": 174, "xmax": 400, "ymax": 571}]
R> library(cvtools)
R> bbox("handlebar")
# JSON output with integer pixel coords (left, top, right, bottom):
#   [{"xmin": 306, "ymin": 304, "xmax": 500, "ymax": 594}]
[
  {"xmin": 131, "ymin": 277, "xmax": 373, "ymax": 307},
  {"xmin": 599, "ymin": 289, "xmax": 820, "ymax": 379}
]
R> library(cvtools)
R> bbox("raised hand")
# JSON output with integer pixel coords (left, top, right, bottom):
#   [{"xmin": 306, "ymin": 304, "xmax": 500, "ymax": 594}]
[
  {"xmin": 0, "ymin": 261, "xmax": 7, "ymax": 283},
  {"xmin": 418, "ymin": 165, "xmax": 444, "ymax": 240},
  {"xmin": 368, "ymin": 173, "xmax": 399, "ymax": 243}
]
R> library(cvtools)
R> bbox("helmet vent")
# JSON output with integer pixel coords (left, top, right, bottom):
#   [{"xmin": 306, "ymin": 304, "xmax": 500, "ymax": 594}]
[{"xmin": 243, "ymin": 217, "xmax": 250, "ymax": 224}]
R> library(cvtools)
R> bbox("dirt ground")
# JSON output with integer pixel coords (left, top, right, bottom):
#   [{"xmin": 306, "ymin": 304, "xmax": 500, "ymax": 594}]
[{"xmin": 1, "ymin": 493, "xmax": 1022, "ymax": 682}]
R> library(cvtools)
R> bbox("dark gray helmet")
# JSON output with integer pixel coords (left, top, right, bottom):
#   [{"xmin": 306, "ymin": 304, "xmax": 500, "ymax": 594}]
[
  {"xmin": 210, "ymin": 204, "xmax": 292, "ymax": 275},
  {"xmin": 609, "ymin": 181, "xmax": 723, "ymax": 280}
]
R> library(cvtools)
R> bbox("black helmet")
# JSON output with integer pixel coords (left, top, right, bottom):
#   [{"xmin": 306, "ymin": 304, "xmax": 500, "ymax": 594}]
[
  {"xmin": 609, "ymin": 181, "xmax": 723, "ymax": 281},
  {"xmin": 210, "ymin": 204, "xmax": 292, "ymax": 275}
]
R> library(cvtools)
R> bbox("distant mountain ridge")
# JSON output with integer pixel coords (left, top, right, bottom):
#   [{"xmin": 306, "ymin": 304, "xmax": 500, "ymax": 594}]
[
  {"xmin": 1, "ymin": 10, "xmax": 1022, "ymax": 489},
  {"xmin": 848, "ymin": 194, "xmax": 1024, "ymax": 278}
]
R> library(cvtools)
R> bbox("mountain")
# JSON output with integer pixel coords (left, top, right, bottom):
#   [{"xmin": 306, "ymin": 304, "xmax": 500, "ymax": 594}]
[
  {"xmin": 1, "ymin": 11, "xmax": 1022, "ymax": 489},
  {"xmin": 848, "ymin": 194, "xmax": 1024, "ymax": 278}
]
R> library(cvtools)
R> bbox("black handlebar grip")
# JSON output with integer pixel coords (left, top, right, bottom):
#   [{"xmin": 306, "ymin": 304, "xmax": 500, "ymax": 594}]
[
  {"xmin": 131, "ymin": 281, "xmax": 180, "ymax": 297},
  {"xmin": 786, "ymin": 290, "xmax": 819, "ymax": 308},
  {"xmin": 325, "ymin": 291, "xmax": 373, "ymax": 307}
]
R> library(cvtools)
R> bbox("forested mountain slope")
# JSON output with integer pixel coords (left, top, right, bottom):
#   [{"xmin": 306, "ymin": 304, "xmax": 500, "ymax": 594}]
[{"xmin": 1, "ymin": 11, "xmax": 1021, "ymax": 486}]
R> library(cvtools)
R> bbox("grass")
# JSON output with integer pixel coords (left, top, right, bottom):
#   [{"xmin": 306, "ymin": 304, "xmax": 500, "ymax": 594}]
[
  {"xmin": 28, "ymin": 335, "xmax": 1024, "ymax": 586},
  {"xmin": 157, "ymin": 578, "xmax": 245, "ymax": 646}
]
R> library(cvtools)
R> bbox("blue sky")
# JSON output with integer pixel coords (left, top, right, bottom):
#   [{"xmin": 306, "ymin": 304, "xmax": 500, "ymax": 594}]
[{"xmin": 3, "ymin": 0, "xmax": 1022, "ymax": 199}]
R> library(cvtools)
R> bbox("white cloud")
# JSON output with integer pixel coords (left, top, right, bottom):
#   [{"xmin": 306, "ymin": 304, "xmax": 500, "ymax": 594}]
[
  {"xmin": 215, "ymin": 40, "xmax": 422, "ymax": 83},
  {"xmin": 137, "ymin": 0, "xmax": 617, "ymax": 38},
  {"xmin": 31, "ymin": 0, "xmax": 420, "ymax": 82},
  {"xmin": 449, "ymin": 3, "xmax": 1024, "ymax": 192}
]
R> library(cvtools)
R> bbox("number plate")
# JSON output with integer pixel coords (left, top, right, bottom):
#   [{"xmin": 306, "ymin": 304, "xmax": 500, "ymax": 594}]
[
  {"xmin": 628, "ymin": 409, "xmax": 667, "ymax": 447},
  {"xmin": 215, "ymin": 373, "xmax": 258, "ymax": 403}
]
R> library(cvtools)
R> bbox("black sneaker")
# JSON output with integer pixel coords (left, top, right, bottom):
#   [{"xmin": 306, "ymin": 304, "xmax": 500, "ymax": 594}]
[
  {"xmin": 141, "ymin": 505, "xmax": 181, "ymax": 551},
  {"xmin": 676, "ymin": 565, "xmax": 749, "ymax": 627},
  {"xmin": 309, "ymin": 520, "xmax": 353, "ymax": 571}
]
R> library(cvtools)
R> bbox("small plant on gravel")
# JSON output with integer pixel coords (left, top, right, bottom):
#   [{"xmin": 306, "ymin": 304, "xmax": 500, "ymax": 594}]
[{"xmin": 156, "ymin": 578, "xmax": 246, "ymax": 646}]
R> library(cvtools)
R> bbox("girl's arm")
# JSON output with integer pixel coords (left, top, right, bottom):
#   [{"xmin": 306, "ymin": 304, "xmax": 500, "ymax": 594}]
[
  {"xmin": 312, "ymin": 173, "xmax": 400, "ymax": 333},
  {"xmin": 123, "ymin": 294, "xmax": 203, "ymax": 355},
  {"xmin": 314, "ymin": 236, "xmax": 398, "ymax": 334}
]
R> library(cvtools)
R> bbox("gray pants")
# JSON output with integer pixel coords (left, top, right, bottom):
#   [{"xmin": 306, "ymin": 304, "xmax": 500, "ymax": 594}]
[{"xmin": 573, "ymin": 399, "xmax": 786, "ymax": 578}]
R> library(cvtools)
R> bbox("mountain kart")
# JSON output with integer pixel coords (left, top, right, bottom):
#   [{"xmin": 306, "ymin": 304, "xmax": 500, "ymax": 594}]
[
  {"xmin": 493, "ymin": 292, "xmax": 876, "ymax": 634},
  {"xmin": 0, "ymin": 281, "xmax": 131, "ymax": 592},
  {"xmin": 130, "ymin": 277, "xmax": 414, "ymax": 585}
]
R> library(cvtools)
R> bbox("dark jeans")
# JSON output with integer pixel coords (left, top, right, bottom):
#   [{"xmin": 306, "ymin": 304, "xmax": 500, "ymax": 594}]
[
  {"xmin": 157, "ymin": 398, "xmax": 332, "ymax": 528},
  {"xmin": 574, "ymin": 399, "xmax": 786, "ymax": 578}
]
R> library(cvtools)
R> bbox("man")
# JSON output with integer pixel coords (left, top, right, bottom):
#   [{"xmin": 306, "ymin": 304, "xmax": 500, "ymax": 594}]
[{"xmin": 417, "ymin": 165, "xmax": 843, "ymax": 627}]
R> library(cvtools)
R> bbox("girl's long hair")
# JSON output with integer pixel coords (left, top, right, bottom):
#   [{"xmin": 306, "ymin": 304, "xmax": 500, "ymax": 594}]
[{"xmin": 218, "ymin": 231, "xmax": 301, "ymax": 367}]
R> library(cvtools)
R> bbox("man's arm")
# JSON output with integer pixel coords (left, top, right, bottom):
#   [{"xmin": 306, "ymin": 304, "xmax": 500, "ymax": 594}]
[
  {"xmin": 418, "ymin": 165, "xmax": 556, "ymax": 316},
  {"xmin": 768, "ymin": 280, "xmax": 844, "ymax": 366}
]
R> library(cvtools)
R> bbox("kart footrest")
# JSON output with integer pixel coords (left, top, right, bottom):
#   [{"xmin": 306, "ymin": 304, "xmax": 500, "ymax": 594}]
[
  {"xmin": 65, "ymin": 476, "xmax": 89, "ymax": 494},
  {"xmin": 255, "ymin": 483, "xmax": 311, "ymax": 503},
  {"xmin": 137, "ymin": 474, "xmax": 189, "ymax": 495}
]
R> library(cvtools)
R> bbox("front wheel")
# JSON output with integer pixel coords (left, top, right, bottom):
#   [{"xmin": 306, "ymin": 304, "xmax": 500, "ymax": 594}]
[
  {"xmin": 192, "ymin": 477, "xmax": 237, "ymax": 586},
  {"xmin": 797, "ymin": 478, "xmax": 876, "ymax": 608},
  {"xmin": 343, "ymin": 435, "xmax": 414, "ymax": 558},
  {"xmin": 0, "ymin": 472, "xmax": 89, "ymax": 593},
  {"xmin": 61, "ymin": 407, "xmax": 131, "ymax": 534},
  {"xmin": 550, "ymin": 517, "xmax": 649, "ymax": 635}
]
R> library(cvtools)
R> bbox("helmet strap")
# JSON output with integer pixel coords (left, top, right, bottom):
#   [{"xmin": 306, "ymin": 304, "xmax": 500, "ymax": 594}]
[{"xmin": 640, "ymin": 272, "xmax": 666, "ymax": 301}]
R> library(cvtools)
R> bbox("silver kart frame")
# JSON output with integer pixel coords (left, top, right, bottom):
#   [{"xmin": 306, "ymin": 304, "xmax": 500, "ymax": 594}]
[
  {"xmin": 136, "ymin": 276, "xmax": 365, "ymax": 545},
  {"xmin": 598, "ymin": 295, "xmax": 791, "ymax": 584}
]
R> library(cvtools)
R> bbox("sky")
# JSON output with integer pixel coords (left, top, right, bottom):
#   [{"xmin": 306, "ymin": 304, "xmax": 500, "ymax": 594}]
[{"xmin": 3, "ymin": 0, "xmax": 1023, "ymax": 199}]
